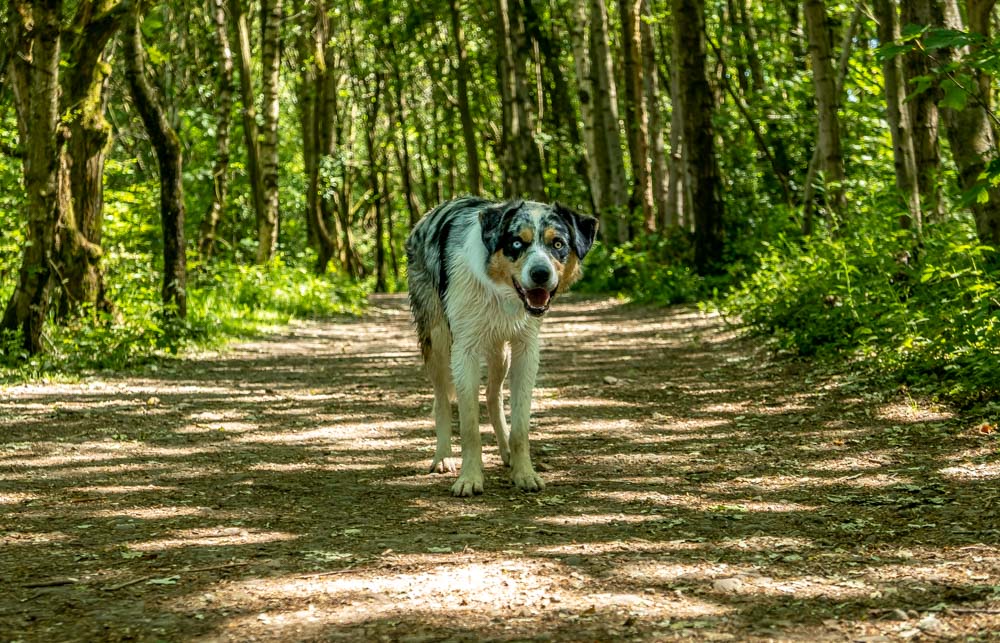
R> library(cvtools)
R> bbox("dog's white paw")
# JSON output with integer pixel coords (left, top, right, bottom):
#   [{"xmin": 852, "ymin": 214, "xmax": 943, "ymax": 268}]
[
  {"xmin": 428, "ymin": 456, "xmax": 457, "ymax": 474},
  {"xmin": 451, "ymin": 471, "xmax": 484, "ymax": 497},
  {"xmin": 511, "ymin": 468, "xmax": 545, "ymax": 492}
]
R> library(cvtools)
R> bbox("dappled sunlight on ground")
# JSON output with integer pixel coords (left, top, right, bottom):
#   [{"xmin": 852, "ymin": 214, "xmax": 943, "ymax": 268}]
[{"xmin": 1, "ymin": 295, "xmax": 997, "ymax": 640}]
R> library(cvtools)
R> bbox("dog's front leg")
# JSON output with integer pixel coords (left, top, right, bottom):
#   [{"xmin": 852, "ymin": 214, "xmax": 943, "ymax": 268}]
[
  {"xmin": 508, "ymin": 333, "xmax": 544, "ymax": 492},
  {"xmin": 450, "ymin": 341, "xmax": 484, "ymax": 496}
]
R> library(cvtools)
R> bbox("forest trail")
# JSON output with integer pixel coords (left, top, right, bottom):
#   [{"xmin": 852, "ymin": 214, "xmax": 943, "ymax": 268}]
[{"xmin": 1, "ymin": 295, "xmax": 998, "ymax": 641}]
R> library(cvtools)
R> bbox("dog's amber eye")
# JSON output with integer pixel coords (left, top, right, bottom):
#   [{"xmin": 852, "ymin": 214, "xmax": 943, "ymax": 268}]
[{"xmin": 553, "ymin": 240, "xmax": 565, "ymax": 250}]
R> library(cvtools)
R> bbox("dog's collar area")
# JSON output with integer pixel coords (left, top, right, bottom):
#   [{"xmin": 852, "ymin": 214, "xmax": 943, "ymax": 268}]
[{"xmin": 512, "ymin": 278, "xmax": 557, "ymax": 316}]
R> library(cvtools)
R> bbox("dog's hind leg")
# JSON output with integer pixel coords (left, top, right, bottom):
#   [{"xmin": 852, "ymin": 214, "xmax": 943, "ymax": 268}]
[
  {"xmin": 486, "ymin": 342, "xmax": 511, "ymax": 466},
  {"xmin": 508, "ymin": 333, "xmax": 545, "ymax": 492},
  {"xmin": 450, "ymin": 337, "xmax": 485, "ymax": 496},
  {"xmin": 426, "ymin": 325, "xmax": 457, "ymax": 474}
]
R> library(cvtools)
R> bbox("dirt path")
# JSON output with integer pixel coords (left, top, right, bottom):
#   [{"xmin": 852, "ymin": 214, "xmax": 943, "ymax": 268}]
[{"xmin": 1, "ymin": 295, "xmax": 998, "ymax": 641}]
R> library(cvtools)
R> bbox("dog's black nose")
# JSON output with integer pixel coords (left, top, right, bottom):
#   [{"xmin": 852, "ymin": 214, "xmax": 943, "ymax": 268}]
[{"xmin": 529, "ymin": 266, "xmax": 551, "ymax": 285}]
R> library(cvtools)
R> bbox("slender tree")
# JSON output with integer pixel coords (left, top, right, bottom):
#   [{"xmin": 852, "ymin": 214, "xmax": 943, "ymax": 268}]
[
  {"xmin": 229, "ymin": 0, "xmax": 267, "ymax": 261},
  {"xmin": 673, "ymin": 0, "xmax": 723, "ymax": 271},
  {"xmin": 588, "ymin": 0, "xmax": 628, "ymax": 242},
  {"xmin": 901, "ymin": 0, "xmax": 944, "ymax": 223},
  {"xmin": 803, "ymin": 0, "xmax": 847, "ymax": 231},
  {"xmin": 257, "ymin": 0, "xmax": 282, "ymax": 263},
  {"xmin": 198, "ymin": 0, "xmax": 235, "ymax": 262},
  {"xmin": 449, "ymin": 0, "xmax": 482, "ymax": 196},
  {"xmin": 496, "ymin": 0, "xmax": 546, "ymax": 200},
  {"xmin": 123, "ymin": 5, "xmax": 187, "ymax": 318},
  {"xmin": 620, "ymin": 0, "xmax": 653, "ymax": 230},
  {"xmin": 640, "ymin": 0, "xmax": 669, "ymax": 228},
  {"xmin": 936, "ymin": 0, "xmax": 1000, "ymax": 249},
  {"xmin": 875, "ymin": 0, "xmax": 922, "ymax": 233}
]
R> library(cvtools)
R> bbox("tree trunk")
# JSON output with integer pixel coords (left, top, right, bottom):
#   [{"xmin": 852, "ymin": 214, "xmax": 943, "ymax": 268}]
[
  {"xmin": 124, "ymin": 9, "xmax": 187, "ymax": 319},
  {"xmin": 496, "ymin": 0, "xmax": 546, "ymax": 200},
  {"xmin": 901, "ymin": 0, "xmax": 944, "ymax": 223},
  {"xmin": 589, "ymin": 0, "xmax": 628, "ymax": 243},
  {"xmin": 937, "ymin": 0, "xmax": 1000, "ymax": 249},
  {"xmin": 449, "ymin": 0, "xmax": 482, "ymax": 196},
  {"xmin": 524, "ymin": 0, "xmax": 588, "ymax": 205},
  {"xmin": 567, "ymin": 0, "xmax": 602, "ymax": 216},
  {"xmin": 737, "ymin": 0, "xmax": 765, "ymax": 92},
  {"xmin": 51, "ymin": 1, "xmax": 128, "ymax": 318},
  {"xmin": 391, "ymin": 64, "xmax": 421, "ymax": 226},
  {"xmin": 640, "ymin": 0, "xmax": 669, "ymax": 229},
  {"xmin": 803, "ymin": 0, "xmax": 847, "ymax": 232},
  {"xmin": 1, "ymin": 0, "xmax": 64, "ymax": 353},
  {"xmin": 199, "ymin": 0, "xmax": 234, "ymax": 262},
  {"xmin": 673, "ymin": 0, "xmax": 724, "ymax": 272},
  {"xmin": 666, "ymin": 56, "xmax": 685, "ymax": 229},
  {"xmin": 257, "ymin": 0, "xmax": 282, "ymax": 264},
  {"xmin": 620, "ymin": 0, "xmax": 653, "ymax": 232},
  {"xmin": 874, "ymin": 0, "xmax": 922, "ymax": 233},
  {"xmin": 229, "ymin": 0, "xmax": 268, "ymax": 259}
]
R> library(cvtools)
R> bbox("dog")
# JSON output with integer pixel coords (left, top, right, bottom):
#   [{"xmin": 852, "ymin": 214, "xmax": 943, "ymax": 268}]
[{"xmin": 406, "ymin": 196, "xmax": 598, "ymax": 496}]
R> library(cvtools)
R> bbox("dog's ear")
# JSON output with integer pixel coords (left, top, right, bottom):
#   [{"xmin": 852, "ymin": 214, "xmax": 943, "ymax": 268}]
[
  {"xmin": 480, "ymin": 199, "xmax": 523, "ymax": 255},
  {"xmin": 554, "ymin": 202, "xmax": 599, "ymax": 260}
]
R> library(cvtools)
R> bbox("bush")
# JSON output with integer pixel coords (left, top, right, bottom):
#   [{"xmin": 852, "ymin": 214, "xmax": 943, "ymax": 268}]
[
  {"xmin": 726, "ymin": 217, "xmax": 1000, "ymax": 405},
  {"xmin": 578, "ymin": 231, "xmax": 709, "ymax": 305}
]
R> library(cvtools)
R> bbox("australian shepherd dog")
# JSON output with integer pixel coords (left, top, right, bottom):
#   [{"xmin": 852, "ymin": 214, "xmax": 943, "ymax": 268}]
[{"xmin": 406, "ymin": 197, "xmax": 598, "ymax": 496}]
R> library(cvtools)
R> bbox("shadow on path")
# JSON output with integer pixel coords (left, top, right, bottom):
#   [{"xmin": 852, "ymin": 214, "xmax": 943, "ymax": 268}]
[{"xmin": 1, "ymin": 295, "xmax": 998, "ymax": 640}]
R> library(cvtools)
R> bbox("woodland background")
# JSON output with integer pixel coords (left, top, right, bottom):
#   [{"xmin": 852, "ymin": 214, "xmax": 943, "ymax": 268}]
[{"xmin": 0, "ymin": 0, "xmax": 998, "ymax": 409}]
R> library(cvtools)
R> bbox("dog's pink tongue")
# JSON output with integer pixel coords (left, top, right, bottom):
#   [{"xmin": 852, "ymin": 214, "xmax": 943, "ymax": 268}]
[{"xmin": 526, "ymin": 288, "xmax": 550, "ymax": 308}]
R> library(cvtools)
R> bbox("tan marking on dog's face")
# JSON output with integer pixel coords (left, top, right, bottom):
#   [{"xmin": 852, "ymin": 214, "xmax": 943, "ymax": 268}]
[
  {"xmin": 518, "ymin": 228, "xmax": 534, "ymax": 244},
  {"xmin": 556, "ymin": 252, "xmax": 582, "ymax": 293},
  {"xmin": 543, "ymin": 227, "xmax": 559, "ymax": 244},
  {"xmin": 487, "ymin": 250, "xmax": 532, "ymax": 288}
]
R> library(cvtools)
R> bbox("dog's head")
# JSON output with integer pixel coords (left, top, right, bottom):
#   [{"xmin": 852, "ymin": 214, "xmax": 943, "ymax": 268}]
[{"xmin": 481, "ymin": 200, "xmax": 598, "ymax": 316}]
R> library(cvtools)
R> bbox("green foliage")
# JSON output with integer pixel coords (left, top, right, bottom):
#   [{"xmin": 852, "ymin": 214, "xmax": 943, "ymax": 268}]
[
  {"xmin": 0, "ymin": 261, "xmax": 366, "ymax": 379},
  {"xmin": 727, "ymin": 218, "xmax": 1000, "ymax": 405},
  {"xmin": 578, "ymin": 232, "xmax": 708, "ymax": 305}
]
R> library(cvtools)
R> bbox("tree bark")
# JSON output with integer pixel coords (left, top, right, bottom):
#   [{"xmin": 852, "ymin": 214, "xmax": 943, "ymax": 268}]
[
  {"xmin": 228, "ymin": 0, "xmax": 266, "ymax": 262},
  {"xmin": 391, "ymin": 63, "xmax": 421, "ymax": 227},
  {"xmin": 803, "ymin": 0, "xmax": 848, "ymax": 232},
  {"xmin": 737, "ymin": 0, "xmax": 765, "ymax": 92},
  {"xmin": 199, "ymin": 0, "xmax": 234, "ymax": 262},
  {"xmin": 1, "ymin": 0, "xmax": 65, "ymax": 353},
  {"xmin": 257, "ymin": 0, "xmax": 282, "ymax": 264},
  {"xmin": 640, "ymin": 0, "xmax": 669, "ymax": 229},
  {"xmin": 496, "ymin": 0, "xmax": 546, "ymax": 200},
  {"xmin": 874, "ymin": 0, "xmax": 922, "ymax": 233},
  {"xmin": 55, "ymin": 1, "xmax": 130, "ymax": 318},
  {"xmin": 937, "ymin": 0, "xmax": 1000, "ymax": 249},
  {"xmin": 567, "ymin": 0, "xmax": 602, "ymax": 215},
  {"xmin": 620, "ymin": 0, "xmax": 653, "ymax": 232},
  {"xmin": 123, "ymin": 8, "xmax": 187, "ymax": 319},
  {"xmin": 673, "ymin": 0, "xmax": 724, "ymax": 272},
  {"xmin": 449, "ymin": 0, "xmax": 482, "ymax": 195},
  {"xmin": 589, "ymin": 0, "xmax": 628, "ymax": 243},
  {"xmin": 901, "ymin": 0, "xmax": 944, "ymax": 223}
]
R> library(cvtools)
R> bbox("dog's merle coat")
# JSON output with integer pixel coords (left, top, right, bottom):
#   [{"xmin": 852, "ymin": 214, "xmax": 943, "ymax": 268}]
[{"xmin": 407, "ymin": 197, "xmax": 597, "ymax": 496}]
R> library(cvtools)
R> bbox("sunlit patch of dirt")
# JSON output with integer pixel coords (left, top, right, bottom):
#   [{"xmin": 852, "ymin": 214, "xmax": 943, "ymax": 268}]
[{"xmin": 1, "ymin": 295, "xmax": 997, "ymax": 641}]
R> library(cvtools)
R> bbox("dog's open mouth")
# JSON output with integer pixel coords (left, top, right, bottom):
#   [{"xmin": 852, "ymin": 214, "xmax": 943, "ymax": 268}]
[{"xmin": 513, "ymin": 279, "xmax": 555, "ymax": 316}]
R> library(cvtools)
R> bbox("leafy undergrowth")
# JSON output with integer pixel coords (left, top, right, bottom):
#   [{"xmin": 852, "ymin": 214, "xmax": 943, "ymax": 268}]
[
  {"xmin": 726, "ymin": 217, "xmax": 999, "ymax": 410},
  {"xmin": 578, "ymin": 231, "xmax": 711, "ymax": 305},
  {"xmin": 0, "ymin": 260, "xmax": 367, "ymax": 380}
]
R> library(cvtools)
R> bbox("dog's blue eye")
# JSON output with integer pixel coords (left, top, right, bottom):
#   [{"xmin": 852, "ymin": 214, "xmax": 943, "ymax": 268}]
[{"xmin": 512, "ymin": 240, "xmax": 524, "ymax": 250}]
